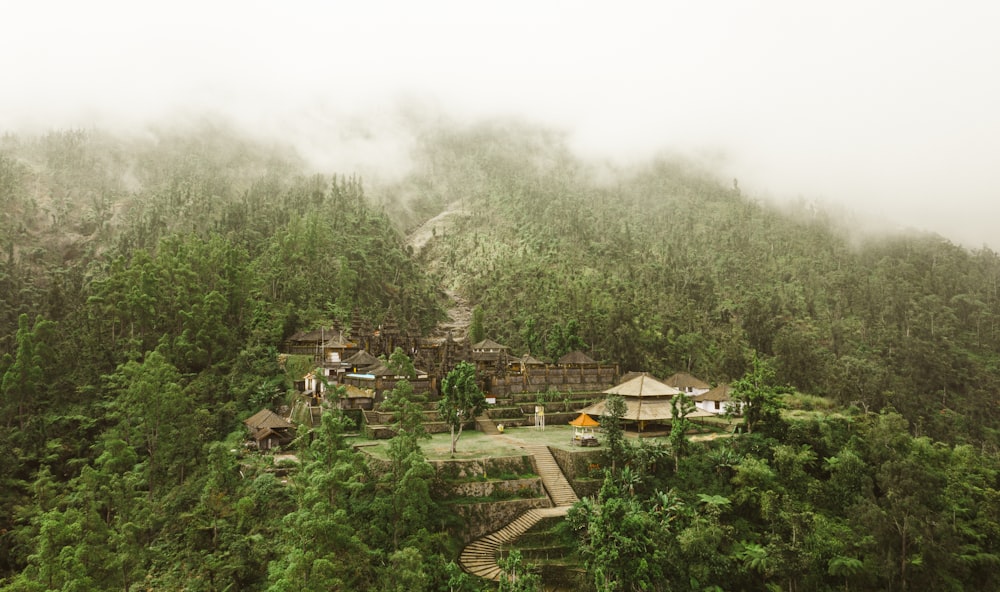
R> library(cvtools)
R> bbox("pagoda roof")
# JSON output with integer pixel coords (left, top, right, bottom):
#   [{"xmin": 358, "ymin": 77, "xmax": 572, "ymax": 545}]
[
  {"xmin": 568, "ymin": 413, "xmax": 600, "ymax": 427},
  {"xmin": 603, "ymin": 374, "xmax": 681, "ymax": 398},
  {"xmin": 472, "ymin": 338, "xmax": 508, "ymax": 350},
  {"xmin": 288, "ymin": 326, "xmax": 344, "ymax": 343},
  {"xmin": 558, "ymin": 350, "xmax": 597, "ymax": 365},
  {"xmin": 322, "ymin": 334, "xmax": 356, "ymax": 348},
  {"xmin": 344, "ymin": 349, "xmax": 380, "ymax": 366},
  {"xmin": 663, "ymin": 372, "xmax": 711, "ymax": 390},
  {"xmin": 244, "ymin": 409, "xmax": 294, "ymax": 431},
  {"xmin": 519, "ymin": 354, "xmax": 546, "ymax": 366},
  {"xmin": 692, "ymin": 383, "xmax": 734, "ymax": 402},
  {"xmin": 356, "ymin": 362, "xmax": 394, "ymax": 377},
  {"xmin": 580, "ymin": 398, "xmax": 714, "ymax": 422}
]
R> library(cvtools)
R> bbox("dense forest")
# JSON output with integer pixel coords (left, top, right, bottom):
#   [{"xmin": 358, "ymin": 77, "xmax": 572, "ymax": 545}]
[
  {"xmin": 1, "ymin": 119, "xmax": 999, "ymax": 590},
  {"xmin": 403, "ymin": 121, "xmax": 1000, "ymax": 446}
]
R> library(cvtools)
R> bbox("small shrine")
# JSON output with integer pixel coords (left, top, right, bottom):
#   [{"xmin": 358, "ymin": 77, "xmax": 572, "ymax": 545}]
[{"xmin": 568, "ymin": 412, "xmax": 600, "ymax": 446}]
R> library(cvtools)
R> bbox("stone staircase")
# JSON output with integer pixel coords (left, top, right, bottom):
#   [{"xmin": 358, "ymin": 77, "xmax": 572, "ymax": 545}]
[
  {"xmin": 458, "ymin": 443, "xmax": 579, "ymax": 581},
  {"xmin": 476, "ymin": 414, "xmax": 500, "ymax": 435},
  {"xmin": 521, "ymin": 444, "xmax": 579, "ymax": 507},
  {"xmin": 458, "ymin": 506, "xmax": 569, "ymax": 581}
]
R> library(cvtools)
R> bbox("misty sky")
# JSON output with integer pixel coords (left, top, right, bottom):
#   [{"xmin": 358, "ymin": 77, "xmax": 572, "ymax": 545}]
[{"xmin": 5, "ymin": 1, "xmax": 1000, "ymax": 248}]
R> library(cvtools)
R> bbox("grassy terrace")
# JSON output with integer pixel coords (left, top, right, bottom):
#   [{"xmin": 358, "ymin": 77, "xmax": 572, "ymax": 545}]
[
  {"xmin": 354, "ymin": 419, "xmax": 740, "ymax": 461},
  {"xmin": 355, "ymin": 425, "xmax": 601, "ymax": 460}
]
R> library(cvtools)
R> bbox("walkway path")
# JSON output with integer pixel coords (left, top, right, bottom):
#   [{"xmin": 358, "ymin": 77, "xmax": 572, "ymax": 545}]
[
  {"xmin": 520, "ymin": 444, "xmax": 579, "ymax": 507},
  {"xmin": 458, "ymin": 435, "xmax": 579, "ymax": 581},
  {"xmin": 404, "ymin": 202, "xmax": 473, "ymax": 340},
  {"xmin": 459, "ymin": 506, "xmax": 569, "ymax": 580},
  {"xmin": 476, "ymin": 414, "xmax": 500, "ymax": 435}
]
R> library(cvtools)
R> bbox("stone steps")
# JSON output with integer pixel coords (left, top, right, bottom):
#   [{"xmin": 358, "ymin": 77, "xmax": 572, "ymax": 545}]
[
  {"xmin": 458, "ymin": 507, "xmax": 569, "ymax": 581},
  {"xmin": 476, "ymin": 414, "xmax": 499, "ymax": 435},
  {"xmin": 458, "ymin": 442, "xmax": 578, "ymax": 581},
  {"xmin": 521, "ymin": 444, "xmax": 579, "ymax": 507}
]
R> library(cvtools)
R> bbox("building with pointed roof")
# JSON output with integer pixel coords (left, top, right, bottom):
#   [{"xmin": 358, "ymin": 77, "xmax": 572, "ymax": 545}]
[
  {"xmin": 321, "ymin": 333, "xmax": 358, "ymax": 366},
  {"xmin": 244, "ymin": 409, "xmax": 296, "ymax": 450},
  {"xmin": 580, "ymin": 373, "xmax": 712, "ymax": 430},
  {"xmin": 664, "ymin": 372, "xmax": 711, "ymax": 396},
  {"xmin": 344, "ymin": 349, "xmax": 380, "ymax": 372},
  {"xmin": 342, "ymin": 357, "xmax": 433, "ymax": 402},
  {"xmin": 692, "ymin": 383, "xmax": 741, "ymax": 415},
  {"xmin": 284, "ymin": 326, "xmax": 359, "ymax": 368},
  {"xmin": 471, "ymin": 338, "xmax": 510, "ymax": 375},
  {"xmin": 472, "ymin": 338, "xmax": 507, "ymax": 351},
  {"xmin": 569, "ymin": 412, "xmax": 600, "ymax": 446},
  {"xmin": 280, "ymin": 313, "xmax": 619, "ymax": 400},
  {"xmin": 568, "ymin": 412, "xmax": 601, "ymax": 427},
  {"xmin": 509, "ymin": 353, "xmax": 546, "ymax": 373},
  {"xmin": 558, "ymin": 350, "xmax": 598, "ymax": 366}
]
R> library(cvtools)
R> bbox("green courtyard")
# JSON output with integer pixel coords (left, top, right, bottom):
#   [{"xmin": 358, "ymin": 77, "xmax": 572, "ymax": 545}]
[{"xmin": 357, "ymin": 418, "xmax": 736, "ymax": 461}]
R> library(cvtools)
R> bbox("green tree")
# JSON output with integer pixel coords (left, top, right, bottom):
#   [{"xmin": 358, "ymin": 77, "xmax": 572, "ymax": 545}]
[
  {"xmin": 518, "ymin": 318, "xmax": 543, "ymax": 357},
  {"xmin": 545, "ymin": 319, "xmax": 586, "ymax": 360},
  {"xmin": 732, "ymin": 353, "xmax": 785, "ymax": 436},
  {"xmin": 438, "ymin": 361, "xmax": 485, "ymax": 455},
  {"xmin": 601, "ymin": 394, "xmax": 628, "ymax": 473},
  {"xmin": 677, "ymin": 492, "xmax": 734, "ymax": 589},
  {"xmin": 1, "ymin": 314, "xmax": 55, "ymax": 432},
  {"xmin": 371, "ymin": 378, "xmax": 438, "ymax": 553},
  {"xmin": 387, "ymin": 346, "xmax": 417, "ymax": 380},
  {"xmin": 669, "ymin": 393, "xmax": 696, "ymax": 472},
  {"xmin": 379, "ymin": 546, "xmax": 432, "ymax": 592},
  {"xmin": 828, "ymin": 556, "xmax": 864, "ymax": 592},
  {"xmin": 735, "ymin": 541, "xmax": 775, "ymax": 588},
  {"xmin": 469, "ymin": 306, "xmax": 486, "ymax": 345},
  {"xmin": 381, "ymin": 378, "xmax": 428, "ymax": 439},
  {"xmin": 92, "ymin": 439, "xmax": 150, "ymax": 592},
  {"xmin": 268, "ymin": 411, "xmax": 373, "ymax": 591},
  {"xmin": 443, "ymin": 560, "xmax": 481, "ymax": 592},
  {"xmin": 570, "ymin": 476, "xmax": 678, "ymax": 592},
  {"xmin": 497, "ymin": 550, "xmax": 541, "ymax": 592},
  {"xmin": 106, "ymin": 348, "xmax": 195, "ymax": 499},
  {"xmin": 20, "ymin": 507, "xmax": 104, "ymax": 591},
  {"xmin": 373, "ymin": 434, "xmax": 437, "ymax": 552}
]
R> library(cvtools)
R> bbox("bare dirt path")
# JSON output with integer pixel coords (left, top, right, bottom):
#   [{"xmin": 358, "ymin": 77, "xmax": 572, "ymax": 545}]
[
  {"xmin": 405, "ymin": 201, "xmax": 466, "ymax": 255},
  {"xmin": 438, "ymin": 288, "xmax": 473, "ymax": 338},
  {"xmin": 404, "ymin": 202, "xmax": 474, "ymax": 338}
]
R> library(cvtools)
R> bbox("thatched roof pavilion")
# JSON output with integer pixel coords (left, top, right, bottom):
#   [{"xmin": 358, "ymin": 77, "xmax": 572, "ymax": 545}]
[{"xmin": 580, "ymin": 373, "xmax": 712, "ymax": 427}]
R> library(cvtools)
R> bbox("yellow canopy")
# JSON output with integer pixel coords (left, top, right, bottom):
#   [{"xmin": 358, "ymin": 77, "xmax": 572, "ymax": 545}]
[{"xmin": 568, "ymin": 413, "xmax": 600, "ymax": 427}]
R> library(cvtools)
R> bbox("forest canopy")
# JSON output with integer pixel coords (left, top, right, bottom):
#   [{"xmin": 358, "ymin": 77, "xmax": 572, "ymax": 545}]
[{"xmin": 1, "ymin": 118, "xmax": 1000, "ymax": 590}]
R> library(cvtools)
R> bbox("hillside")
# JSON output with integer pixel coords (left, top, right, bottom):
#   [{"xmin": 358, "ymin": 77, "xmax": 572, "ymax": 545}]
[
  {"xmin": 4, "ymin": 120, "xmax": 999, "ymax": 445},
  {"xmin": 388, "ymin": 120, "xmax": 1000, "ymax": 445},
  {"xmin": 2, "ymin": 118, "xmax": 1000, "ymax": 590}
]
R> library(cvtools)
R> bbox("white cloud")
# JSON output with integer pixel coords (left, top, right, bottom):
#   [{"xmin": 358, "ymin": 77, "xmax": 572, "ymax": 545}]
[{"xmin": 3, "ymin": 0, "xmax": 1000, "ymax": 246}]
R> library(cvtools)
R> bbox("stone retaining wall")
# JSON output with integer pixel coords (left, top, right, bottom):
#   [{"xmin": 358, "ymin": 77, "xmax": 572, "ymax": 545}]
[
  {"xmin": 548, "ymin": 447, "xmax": 602, "ymax": 481},
  {"xmin": 363, "ymin": 419, "xmax": 471, "ymax": 439},
  {"xmin": 451, "ymin": 498, "xmax": 553, "ymax": 543},
  {"xmin": 430, "ymin": 455, "xmax": 536, "ymax": 480},
  {"xmin": 446, "ymin": 477, "xmax": 544, "ymax": 499},
  {"xmin": 549, "ymin": 446, "xmax": 603, "ymax": 499},
  {"xmin": 489, "ymin": 366, "xmax": 618, "ymax": 397}
]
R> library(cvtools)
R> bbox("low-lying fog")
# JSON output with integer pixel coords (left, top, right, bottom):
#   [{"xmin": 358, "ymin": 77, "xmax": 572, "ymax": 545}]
[{"xmin": 5, "ymin": 1, "xmax": 1000, "ymax": 248}]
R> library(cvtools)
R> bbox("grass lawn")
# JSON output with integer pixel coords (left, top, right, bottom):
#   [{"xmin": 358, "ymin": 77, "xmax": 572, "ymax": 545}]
[
  {"xmin": 355, "ymin": 421, "xmax": 736, "ymax": 461},
  {"xmin": 501, "ymin": 425, "xmax": 605, "ymax": 451},
  {"xmin": 358, "ymin": 425, "xmax": 608, "ymax": 460},
  {"xmin": 358, "ymin": 430, "xmax": 524, "ymax": 460}
]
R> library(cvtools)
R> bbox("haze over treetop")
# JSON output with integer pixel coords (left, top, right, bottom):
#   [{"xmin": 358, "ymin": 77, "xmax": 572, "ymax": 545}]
[{"xmin": 4, "ymin": 1, "xmax": 1000, "ymax": 246}]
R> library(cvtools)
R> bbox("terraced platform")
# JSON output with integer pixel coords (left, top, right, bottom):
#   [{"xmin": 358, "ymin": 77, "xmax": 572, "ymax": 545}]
[
  {"xmin": 458, "ymin": 439, "xmax": 579, "ymax": 581},
  {"xmin": 458, "ymin": 506, "xmax": 570, "ymax": 580}
]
